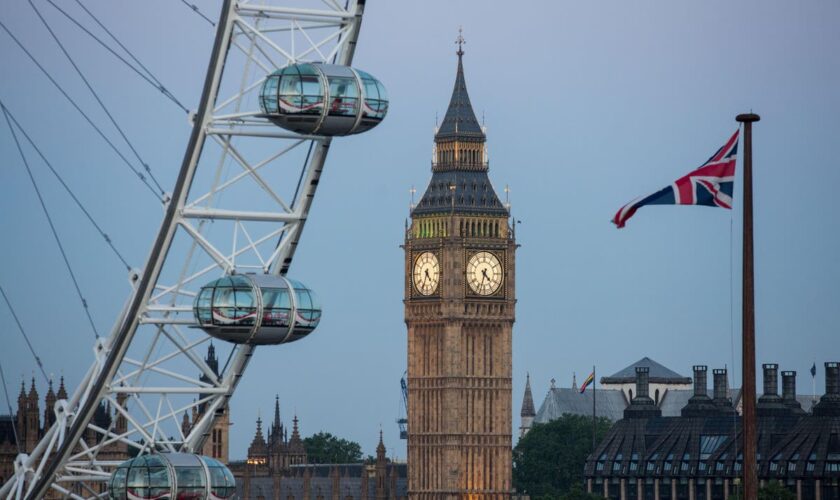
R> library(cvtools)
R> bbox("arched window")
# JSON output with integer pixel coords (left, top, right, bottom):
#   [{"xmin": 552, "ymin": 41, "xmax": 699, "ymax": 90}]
[
  {"xmin": 655, "ymin": 389, "xmax": 660, "ymax": 405},
  {"xmin": 629, "ymin": 389, "xmax": 634, "ymax": 400}
]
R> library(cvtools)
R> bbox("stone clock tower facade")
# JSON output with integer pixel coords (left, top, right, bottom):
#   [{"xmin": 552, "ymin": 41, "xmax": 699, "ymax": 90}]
[{"xmin": 404, "ymin": 45, "xmax": 515, "ymax": 499}]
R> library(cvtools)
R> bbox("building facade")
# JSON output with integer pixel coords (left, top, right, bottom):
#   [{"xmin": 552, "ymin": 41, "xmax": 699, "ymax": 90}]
[
  {"xmin": 0, "ymin": 377, "xmax": 129, "ymax": 497},
  {"xmin": 230, "ymin": 405, "xmax": 408, "ymax": 500},
  {"xmin": 520, "ymin": 357, "xmax": 817, "ymax": 438},
  {"xmin": 404, "ymin": 44, "xmax": 515, "ymax": 498},
  {"xmin": 584, "ymin": 362, "xmax": 840, "ymax": 500}
]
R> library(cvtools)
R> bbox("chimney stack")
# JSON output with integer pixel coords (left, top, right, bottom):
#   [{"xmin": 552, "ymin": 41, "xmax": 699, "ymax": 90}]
[
  {"xmin": 762, "ymin": 364, "xmax": 779, "ymax": 398},
  {"xmin": 693, "ymin": 365, "xmax": 708, "ymax": 397},
  {"xmin": 713, "ymin": 369, "xmax": 729, "ymax": 402},
  {"xmin": 682, "ymin": 365, "xmax": 717, "ymax": 417},
  {"xmin": 636, "ymin": 366, "xmax": 650, "ymax": 400},
  {"xmin": 624, "ymin": 367, "xmax": 660, "ymax": 418},
  {"xmin": 758, "ymin": 363, "xmax": 788, "ymax": 416},
  {"xmin": 813, "ymin": 362, "xmax": 840, "ymax": 417},
  {"xmin": 781, "ymin": 371, "xmax": 804, "ymax": 414},
  {"xmin": 827, "ymin": 362, "xmax": 839, "ymax": 396},
  {"xmin": 781, "ymin": 371, "xmax": 796, "ymax": 401}
]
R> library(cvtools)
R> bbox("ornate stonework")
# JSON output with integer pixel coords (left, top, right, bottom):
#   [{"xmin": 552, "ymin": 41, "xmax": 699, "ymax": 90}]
[{"xmin": 404, "ymin": 47, "xmax": 515, "ymax": 499}]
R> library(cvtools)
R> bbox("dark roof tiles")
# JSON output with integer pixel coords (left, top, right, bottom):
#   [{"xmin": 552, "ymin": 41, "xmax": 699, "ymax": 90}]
[{"xmin": 601, "ymin": 357, "xmax": 692, "ymax": 385}]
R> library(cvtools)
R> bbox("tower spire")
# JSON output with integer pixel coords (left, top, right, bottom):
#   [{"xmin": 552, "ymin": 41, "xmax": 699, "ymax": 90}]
[
  {"xmin": 520, "ymin": 373, "xmax": 535, "ymax": 418},
  {"xmin": 434, "ymin": 36, "xmax": 484, "ymax": 144}
]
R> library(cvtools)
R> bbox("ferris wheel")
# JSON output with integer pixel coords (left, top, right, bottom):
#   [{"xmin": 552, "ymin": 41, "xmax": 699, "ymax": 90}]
[{"xmin": 0, "ymin": 1, "xmax": 386, "ymax": 498}]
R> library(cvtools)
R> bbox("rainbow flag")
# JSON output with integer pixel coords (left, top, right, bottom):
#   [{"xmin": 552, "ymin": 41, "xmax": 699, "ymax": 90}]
[{"xmin": 579, "ymin": 371, "xmax": 595, "ymax": 394}]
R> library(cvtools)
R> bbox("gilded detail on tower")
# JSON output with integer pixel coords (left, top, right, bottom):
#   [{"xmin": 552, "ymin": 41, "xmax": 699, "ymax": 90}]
[{"xmin": 404, "ymin": 43, "xmax": 515, "ymax": 499}]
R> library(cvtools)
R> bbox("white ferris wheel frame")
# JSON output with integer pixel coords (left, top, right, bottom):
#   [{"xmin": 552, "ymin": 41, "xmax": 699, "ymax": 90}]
[{"xmin": 0, "ymin": 0, "xmax": 367, "ymax": 498}]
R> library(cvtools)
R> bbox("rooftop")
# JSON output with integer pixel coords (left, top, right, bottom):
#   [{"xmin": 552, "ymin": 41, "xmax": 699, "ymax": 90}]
[{"xmin": 601, "ymin": 357, "xmax": 692, "ymax": 385}]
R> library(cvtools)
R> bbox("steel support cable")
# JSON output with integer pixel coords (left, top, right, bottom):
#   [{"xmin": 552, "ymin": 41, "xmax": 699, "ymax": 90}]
[
  {"xmin": 179, "ymin": 0, "xmax": 216, "ymax": 27},
  {"xmin": 0, "ymin": 359, "xmax": 22, "ymax": 455},
  {"xmin": 1, "ymin": 105, "xmax": 101, "ymax": 339},
  {"xmin": 1, "ymin": 103, "xmax": 132, "ymax": 271},
  {"xmin": 0, "ymin": 20, "xmax": 164, "ymax": 203},
  {"xmin": 0, "ymin": 285, "xmax": 50, "ymax": 384},
  {"xmin": 29, "ymin": 0, "xmax": 168, "ymax": 197},
  {"xmin": 44, "ymin": 0, "xmax": 191, "ymax": 114}
]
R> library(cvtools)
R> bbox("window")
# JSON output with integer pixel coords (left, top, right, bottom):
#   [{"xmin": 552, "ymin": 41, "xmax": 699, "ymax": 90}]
[
  {"xmin": 596, "ymin": 453, "xmax": 606, "ymax": 471},
  {"xmin": 127, "ymin": 466, "xmax": 149, "ymax": 500},
  {"xmin": 699, "ymin": 435, "xmax": 727, "ymax": 459},
  {"xmin": 110, "ymin": 467, "xmax": 128, "ymax": 500},
  {"xmin": 175, "ymin": 467, "xmax": 206, "ymax": 500}
]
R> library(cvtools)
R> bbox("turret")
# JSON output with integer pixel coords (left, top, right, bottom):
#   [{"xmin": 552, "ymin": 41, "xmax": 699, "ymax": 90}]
[
  {"xmin": 376, "ymin": 430, "xmax": 387, "ymax": 500},
  {"xmin": 270, "ymin": 395, "xmax": 283, "ymax": 447},
  {"xmin": 287, "ymin": 415, "xmax": 306, "ymax": 465},
  {"xmin": 519, "ymin": 373, "xmax": 536, "ymax": 438},
  {"xmin": 25, "ymin": 377, "xmax": 40, "ymax": 450},
  {"xmin": 17, "ymin": 381, "xmax": 26, "ymax": 444},
  {"xmin": 57, "ymin": 376, "xmax": 67, "ymax": 400},
  {"xmin": 247, "ymin": 415, "xmax": 268, "ymax": 465},
  {"xmin": 44, "ymin": 379, "xmax": 56, "ymax": 429},
  {"xmin": 181, "ymin": 411, "xmax": 192, "ymax": 440}
]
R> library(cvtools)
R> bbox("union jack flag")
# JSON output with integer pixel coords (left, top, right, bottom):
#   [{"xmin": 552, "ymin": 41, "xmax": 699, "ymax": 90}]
[{"xmin": 612, "ymin": 130, "xmax": 739, "ymax": 228}]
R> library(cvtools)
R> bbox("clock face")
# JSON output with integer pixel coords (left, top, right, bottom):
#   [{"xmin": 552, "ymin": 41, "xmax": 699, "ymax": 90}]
[
  {"xmin": 413, "ymin": 252, "xmax": 440, "ymax": 296},
  {"xmin": 467, "ymin": 251, "xmax": 503, "ymax": 296}
]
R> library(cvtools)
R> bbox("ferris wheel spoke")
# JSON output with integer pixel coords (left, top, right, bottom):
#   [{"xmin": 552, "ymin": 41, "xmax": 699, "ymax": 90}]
[
  {"xmin": 188, "ymin": 138, "xmax": 306, "ymax": 209},
  {"xmin": 213, "ymin": 77, "xmax": 266, "ymax": 114},
  {"xmin": 233, "ymin": 18, "xmax": 292, "ymax": 65},
  {"xmin": 3, "ymin": 0, "xmax": 375, "ymax": 497},
  {"xmin": 231, "ymin": 28, "xmax": 284, "ymax": 71}
]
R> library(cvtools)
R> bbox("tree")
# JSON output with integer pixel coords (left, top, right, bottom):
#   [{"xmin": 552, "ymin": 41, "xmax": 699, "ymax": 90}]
[
  {"xmin": 512, "ymin": 414, "xmax": 612, "ymax": 498},
  {"xmin": 758, "ymin": 481, "xmax": 795, "ymax": 500},
  {"xmin": 560, "ymin": 483, "xmax": 604, "ymax": 500},
  {"xmin": 303, "ymin": 432, "xmax": 363, "ymax": 464},
  {"xmin": 728, "ymin": 481, "xmax": 796, "ymax": 500}
]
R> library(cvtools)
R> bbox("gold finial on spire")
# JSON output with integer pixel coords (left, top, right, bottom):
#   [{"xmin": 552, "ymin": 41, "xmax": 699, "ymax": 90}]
[{"xmin": 455, "ymin": 26, "xmax": 465, "ymax": 56}]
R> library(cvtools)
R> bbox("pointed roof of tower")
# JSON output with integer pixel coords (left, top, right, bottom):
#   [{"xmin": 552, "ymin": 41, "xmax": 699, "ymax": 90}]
[
  {"xmin": 376, "ymin": 429, "xmax": 386, "ymax": 458},
  {"xmin": 248, "ymin": 415, "xmax": 268, "ymax": 456},
  {"xmin": 520, "ymin": 373, "xmax": 536, "ymax": 418},
  {"xmin": 273, "ymin": 395, "xmax": 281, "ymax": 430},
  {"xmin": 435, "ymin": 47, "xmax": 484, "ymax": 141},
  {"xmin": 28, "ymin": 377, "xmax": 38, "ymax": 401},
  {"xmin": 288, "ymin": 414, "xmax": 305, "ymax": 453},
  {"xmin": 413, "ymin": 40, "xmax": 507, "ymax": 218},
  {"xmin": 57, "ymin": 376, "xmax": 67, "ymax": 400}
]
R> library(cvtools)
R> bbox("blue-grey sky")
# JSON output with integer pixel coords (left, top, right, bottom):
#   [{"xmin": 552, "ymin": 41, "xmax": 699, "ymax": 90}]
[{"xmin": 1, "ymin": 0, "xmax": 839, "ymax": 462}]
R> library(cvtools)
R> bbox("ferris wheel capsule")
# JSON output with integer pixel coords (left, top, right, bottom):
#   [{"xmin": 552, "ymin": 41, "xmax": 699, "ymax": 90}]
[
  {"xmin": 193, "ymin": 274, "xmax": 321, "ymax": 345},
  {"xmin": 258, "ymin": 63, "xmax": 388, "ymax": 136},
  {"xmin": 108, "ymin": 453, "xmax": 236, "ymax": 500}
]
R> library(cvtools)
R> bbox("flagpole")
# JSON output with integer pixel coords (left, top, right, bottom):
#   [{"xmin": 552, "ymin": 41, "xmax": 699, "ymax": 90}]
[
  {"xmin": 592, "ymin": 365, "xmax": 596, "ymax": 454},
  {"xmin": 737, "ymin": 112, "xmax": 760, "ymax": 500}
]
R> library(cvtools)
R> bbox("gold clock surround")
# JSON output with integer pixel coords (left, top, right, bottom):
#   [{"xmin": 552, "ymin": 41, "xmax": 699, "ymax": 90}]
[
  {"xmin": 413, "ymin": 251, "xmax": 440, "ymax": 296},
  {"xmin": 466, "ymin": 251, "xmax": 503, "ymax": 296}
]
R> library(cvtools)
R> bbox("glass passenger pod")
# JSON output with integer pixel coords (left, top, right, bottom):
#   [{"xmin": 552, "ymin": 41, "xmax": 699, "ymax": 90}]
[
  {"xmin": 194, "ymin": 273, "xmax": 321, "ymax": 345},
  {"xmin": 259, "ymin": 63, "xmax": 388, "ymax": 136},
  {"xmin": 109, "ymin": 453, "xmax": 236, "ymax": 500}
]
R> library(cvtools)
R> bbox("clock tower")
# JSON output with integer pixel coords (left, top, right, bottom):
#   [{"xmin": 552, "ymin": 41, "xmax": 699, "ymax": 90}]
[{"xmin": 404, "ymin": 43, "xmax": 515, "ymax": 499}]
